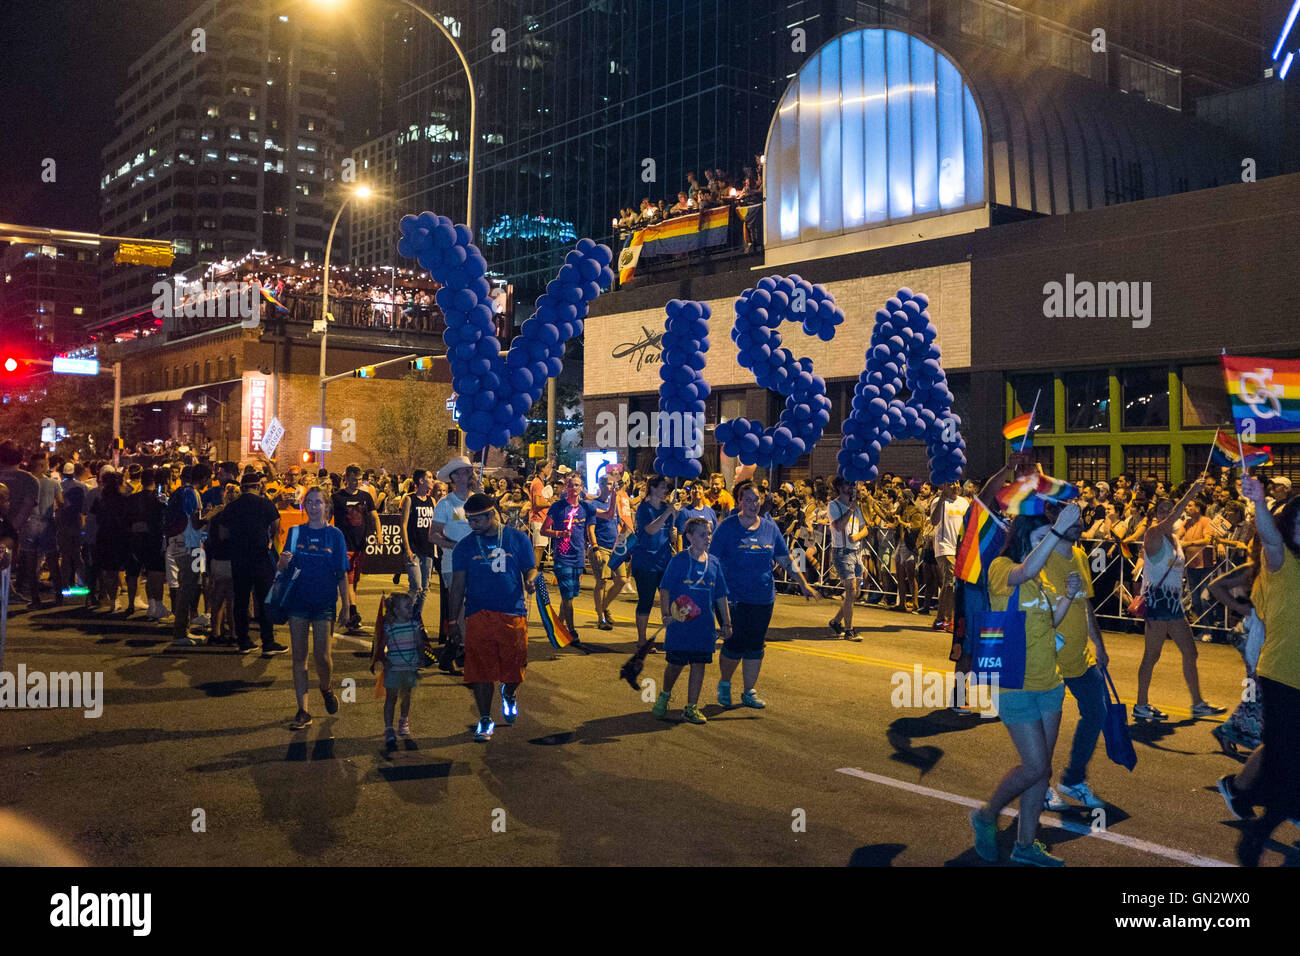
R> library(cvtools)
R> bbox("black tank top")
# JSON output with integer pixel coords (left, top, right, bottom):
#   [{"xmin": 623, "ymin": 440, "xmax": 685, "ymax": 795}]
[{"xmin": 407, "ymin": 494, "xmax": 437, "ymax": 556}]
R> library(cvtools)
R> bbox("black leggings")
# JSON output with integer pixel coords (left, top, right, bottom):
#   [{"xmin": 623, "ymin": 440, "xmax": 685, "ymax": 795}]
[{"xmin": 632, "ymin": 567, "xmax": 664, "ymax": 615}]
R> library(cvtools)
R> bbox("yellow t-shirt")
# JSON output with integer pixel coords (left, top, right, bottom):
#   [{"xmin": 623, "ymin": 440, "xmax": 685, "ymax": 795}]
[
  {"xmin": 1042, "ymin": 546, "xmax": 1095, "ymax": 680},
  {"xmin": 1251, "ymin": 549, "xmax": 1300, "ymax": 691},
  {"xmin": 987, "ymin": 556, "xmax": 1063, "ymax": 692}
]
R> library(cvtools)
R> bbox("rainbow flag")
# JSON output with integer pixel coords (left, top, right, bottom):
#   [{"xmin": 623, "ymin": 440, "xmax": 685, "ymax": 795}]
[
  {"xmin": 258, "ymin": 284, "xmax": 288, "ymax": 313},
  {"xmin": 1222, "ymin": 354, "xmax": 1300, "ymax": 435},
  {"xmin": 955, "ymin": 498, "xmax": 1007, "ymax": 585},
  {"xmin": 534, "ymin": 573, "xmax": 575, "ymax": 649},
  {"xmin": 995, "ymin": 471, "xmax": 1078, "ymax": 516},
  {"xmin": 1209, "ymin": 427, "xmax": 1273, "ymax": 468},
  {"xmin": 618, "ymin": 206, "xmax": 730, "ymax": 283},
  {"xmin": 1002, "ymin": 412, "xmax": 1034, "ymax": 451}
]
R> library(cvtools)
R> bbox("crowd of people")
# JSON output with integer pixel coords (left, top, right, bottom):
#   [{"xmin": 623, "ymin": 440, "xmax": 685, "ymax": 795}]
[
  {"xmin": 2, "ymin": 439, "xmax": 1294, "ymax": 866},
  {"xmin": 615, "ymin": 161, "xmax": 764, "ymax": 235}
]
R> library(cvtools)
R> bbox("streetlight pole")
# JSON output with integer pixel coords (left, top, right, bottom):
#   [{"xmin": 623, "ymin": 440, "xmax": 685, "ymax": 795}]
[{"xmin": 319, "ymin": 185, "xmax": 371, "ymax": 470}]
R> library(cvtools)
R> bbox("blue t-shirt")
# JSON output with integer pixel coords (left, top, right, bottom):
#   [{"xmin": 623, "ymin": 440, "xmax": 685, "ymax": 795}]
[
  {"xmin": 674, "ymin": 505, "xmax": 718, "ymax": 536},
  {"xmin": 659, "ymin": 550, "xmax": 728, "ymax": 654},
  {"xmin": 177, "ymin": 485, "xmax": 204, "ymax": 550},
  {"xmin": 201, "ymin": 484, "xmax": 224, "ymax": 510},
  {"xmin": 631, "ymin": 501, "xmax": 674, "ymax": 573},
  {"xmin": 546, "ymin": 497, "xmax": 597, "ymax": 568},
  {"xmin": 592, "ymin": 495, "xmax": 621, "ymax": 548},
  {"xmin": 283, "ymin": 523, "xmax": 350, "ymax": 613},
  {"xmin": 709, "ymin": 514, "xmax": 789, "ymax": 605},
  {"xmin": 451, "ymin": 525, "xmax": 536, "ymax": 617}
]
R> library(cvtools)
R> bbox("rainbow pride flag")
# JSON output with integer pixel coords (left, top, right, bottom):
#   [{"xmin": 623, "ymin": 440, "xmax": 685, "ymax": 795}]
[
  {"xmin": 1002, "ymin": 412, "xmax": 1034, "ymax": 452},
  {"xmin": 1222, "ymin": 354, "xmax": 1300, "ymax": 435},
  {"xmin": 955, "ymin": 498, "xmax": 1007, "ymax": 585},
  {"xmin": 618, "ymin": 206, "xmax": 731, "ymax": 283},
  {"xmin": 1209, "ymin": 427, "xmax": 1273, "ymax": 468},
  {"xmin": 534, "ymin": 573, "xmax": 575, "ymax": 649},
  {"xmin": 995, "ymin": 471, "xmax": 1078, "ymax": 516},
  {"xmin": 258, "ymin": 284, "xmax": 288, "ymax": 313}
]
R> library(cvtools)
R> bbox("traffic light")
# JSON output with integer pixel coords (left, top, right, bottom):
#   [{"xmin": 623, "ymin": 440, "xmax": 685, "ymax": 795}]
[
  {"xmin": 410, "ymin": 356, "xmax": 435, "ymax": 371},
  {"xmin": 301, "ymin": 450, "xmax": 316, "ymax": 465},
  {"xmin": 354, "ymin": 366, "xmax": 376, "ymax": 378},
  {"xmin": 3, "ymin": 357, "xmax": 18, "ymax": 373}
]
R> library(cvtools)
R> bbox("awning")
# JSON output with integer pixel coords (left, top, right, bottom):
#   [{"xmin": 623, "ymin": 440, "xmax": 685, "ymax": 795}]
[{"xmin": 116, "ymin": 378, "xmax": 243, "ymax": 408}]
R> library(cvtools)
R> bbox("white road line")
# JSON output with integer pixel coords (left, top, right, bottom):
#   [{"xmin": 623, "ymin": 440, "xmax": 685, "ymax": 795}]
[{"xmin": 836, "ymin": 767, "xmax": 1234, "ymax": 868}]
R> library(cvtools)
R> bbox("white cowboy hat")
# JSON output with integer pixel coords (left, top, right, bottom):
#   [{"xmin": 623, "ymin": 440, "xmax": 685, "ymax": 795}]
[{"xmin": 436, "ymin": 456, "xmax": 475, "ymax": 482}]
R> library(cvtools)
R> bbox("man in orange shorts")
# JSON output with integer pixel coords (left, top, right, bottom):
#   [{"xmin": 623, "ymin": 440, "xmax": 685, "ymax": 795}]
[{"xmin": 448, "ymin": 493, "xmax": 537, "ymax": 741}]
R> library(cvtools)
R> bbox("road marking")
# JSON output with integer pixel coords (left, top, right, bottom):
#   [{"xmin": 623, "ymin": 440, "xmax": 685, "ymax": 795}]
[{"xmin": 836, "ymin": 767, "xmax": 1233, "ymax": 867}]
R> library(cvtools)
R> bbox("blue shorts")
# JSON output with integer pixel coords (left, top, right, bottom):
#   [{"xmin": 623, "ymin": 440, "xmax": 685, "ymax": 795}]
[
  {"xmin": 832, "ymin": 548, "xmax": 864, "ymax": 582},
  {"xmin": 666, "ymin": 649, "xmax": 713, "ymax": 666},
  {"xmin": 554, "ymin": 564, "xmax": 583, "ymax": 599},
  {"xmin": 384, "ymin": 668, "xmax": 419, "ymax": 691},
  {"xmin": 290, "ymin": 607, "xmax": 335, "ymax": 623},
  {"xmin": 996, "ymin": 684, "xmax": 1065, "ymax": 726}
]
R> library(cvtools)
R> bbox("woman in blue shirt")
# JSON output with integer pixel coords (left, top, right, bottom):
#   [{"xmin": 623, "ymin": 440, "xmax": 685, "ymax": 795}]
[
  {"xmin": 275, "ymin": 487, "xmax": 350, "ymax": 730},
  {"xmin": 630, "ymin": 474, "xmax": 677, "ymax": 653},
  {"xmin": 710, "ymin": 482, "xmax": 818, "ymax": 709}
]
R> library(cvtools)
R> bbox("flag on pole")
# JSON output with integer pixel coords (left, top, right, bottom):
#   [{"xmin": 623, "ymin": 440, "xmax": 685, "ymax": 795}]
[
  {"xmin": 1209, "ymin": 427, "xmax": 1272, "ymax": 468},
  {"xmin": 996, "ymin": 471, "xmax": 1078, "ymax": 516},
  {"xmin": 1221, "ymin": 354, "xmax": 1300, "ymax": 435},
  {"xmin": 955, "ymin": 498, "xmax": 1008, "ymax": 585},
  {"xmin": 257, "ymin": 283, "xmax": 289, "ymax": 313},
  {"xmin": 1002, "ymin": 412, "xmax": 1034, "ymax": 452},
  {"xmin": 534, "ymin": 574, "xmax": 575, "ymax": 649}
]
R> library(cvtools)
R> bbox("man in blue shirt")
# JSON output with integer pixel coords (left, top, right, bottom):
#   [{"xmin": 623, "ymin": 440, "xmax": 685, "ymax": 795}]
[{"xmin": 449, "ymin": 493, "xmax": 537, "ymax": 741}]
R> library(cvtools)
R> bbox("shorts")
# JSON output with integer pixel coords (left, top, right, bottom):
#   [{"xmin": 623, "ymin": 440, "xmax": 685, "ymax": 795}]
[
  {"xmin": 290, "ymin": 607, "xmax": 335, "ymax": 623},
  {"xmin": 530, "ymin": 520, "xmax": 547, "ymax": 548},
  {"xmin": 722, "ymin": 601, "xmax": 773, "ymax": 661},
  {"xmin": 666, "ymin": 649, "xmax": 713, "ymax": 666},
  {"xmin": 938, "ymin": 553, "xmax": 956, "ymax": 587},
  {"xmin": 1144, "ymin": 586, "xmax": 1184, "ymax": 622},
  {"xmin": 590, "ymin": 546, "xmax": 628, "ymax": 582},
  {"xmin": 346, "ymin": 550, "xmax": 365, "ymax": 588},
  {"xmin": 554, "ymin": 564, "xmax": 583, "ymax": 599},
  {"xmin": 384, "ymin": 667, "xmax": 419, "ymax": 691},
  {"xmin": 996, "ymin": 683, "xmax": 1065, "ymax": 726},
  {"xmin": 463, "ymin": 610, "xmax": 528, "ymax": 685},
  {"xmin": 832, "ymin": 548, "xmax": 864, "ymax": 582}
]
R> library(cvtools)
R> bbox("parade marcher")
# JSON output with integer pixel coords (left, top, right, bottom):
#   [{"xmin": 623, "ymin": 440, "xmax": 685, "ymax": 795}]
[
  {"xmin": 374, "ymin": 592, "xmax": 421, "ymax": 749},
  {"xmin": 929, "ymin": 481, "xmax": 969, "ymax": 631},
  {"xmin": 448, "ymin": 493, "xmax": 537, "ymax": 741},
  {"xmin": 223, "ymin": 471, "xmax": 289, "ymax": 656},
  {"xmin": 540, "ymin": 472, "xmax": 616, "ymax": 644},
  {"xmin": 629, "ymin": 475, "xmax": 677, "ymax": 654},
  {"xmin": 1133, "ymin": 479, "xmax": 1226, "ymax": 721},
  {"xmin": 331, "ymin": 464, "xmax": 379, "ymax": 634},
  {"xmin": 591, "ymin": 469, "xmax": 633, "ymax": 631},
  {"xmin": 827, "ymin": 477, "xmax": 870, "ymax": 641},
  {"xmin": 651, "ymin": 517, "xmax": 732, "ymax": 723},
  {"xmin": 970, "ymin": 503, "xmax": 1083, "ymax": 867},
  {"xmin": 528, "ymin": 459, "xmax": 555, "ymax": 569},
  {"xmin": 430, "ymin": 457, "xmax": 477, "ymax": 661},
  {"xmin": 709, "ymin": 482, "xmax": 817, "ymax": 709},
  {"xmin": 277, "ymin": 486, "xmax": 350, "ymax": 730},
  {"xmin": 398, "ymin": 469, "xmax": 438, "ymax": 632}
]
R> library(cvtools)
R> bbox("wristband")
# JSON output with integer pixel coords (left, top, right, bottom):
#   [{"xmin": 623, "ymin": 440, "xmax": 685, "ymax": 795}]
[{"xmin": 1050, "ymin": 528, "xmax": 1066, "ymax": 538}]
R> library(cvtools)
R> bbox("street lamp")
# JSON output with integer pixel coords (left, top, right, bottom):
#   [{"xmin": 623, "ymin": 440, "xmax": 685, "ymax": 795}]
[
  {"xmin": 312, "ymin": 0, "xmax": 476, "ymax": 233},
  {"xmin": 318, "ymin": 183, "xmax": 372, "ymax": 470}
]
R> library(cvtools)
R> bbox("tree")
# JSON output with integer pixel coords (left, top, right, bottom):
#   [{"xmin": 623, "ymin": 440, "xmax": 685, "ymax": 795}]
[
  {"xmin": 367, "ymin": 374, "xmax": 447, "ymax": 475},
  {"xmin": 522, "ymin": 381, "xmax": 583, "ymax": 471},
  {"xmin": 0, "ymin": 373, "xmax": 138, "ymax": 458}
]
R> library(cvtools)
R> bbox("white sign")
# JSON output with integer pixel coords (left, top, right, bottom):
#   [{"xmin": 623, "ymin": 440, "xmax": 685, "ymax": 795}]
[
  {"xmin": 247, "ymin": 377, "xmax": 267, "ymax": 452},
  {"xmin": 51, "ymin": 357, "xmax": 100, "ymax": 376},
  {"xmin": 261, "ymin": 416, "xmax": 285, "ymax": 459},
  {"xmin": 309, "ymin": 426, "xmax": 333, "ymax": 452}
]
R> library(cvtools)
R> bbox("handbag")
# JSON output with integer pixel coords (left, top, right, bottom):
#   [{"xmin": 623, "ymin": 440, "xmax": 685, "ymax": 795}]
[
  {"xmin": 972, "ymin": 582, "xmax": 1027, "ymax": 690},
  {"xmin": 1101, "ymin": 666, "xmax": 1137, "ymax": 771},
  {"xmin": 265, "ymin": 526, "xmax": 301, "ymax": 626},
  {"xmin": 1127, "ymin": 542, "xmax": 1178, "ymax": 618}
]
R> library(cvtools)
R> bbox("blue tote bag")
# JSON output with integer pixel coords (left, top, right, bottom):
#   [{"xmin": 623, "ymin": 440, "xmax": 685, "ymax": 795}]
[
  {"xmin": 1101, "ymin": 666, "xmax": 1138, "ymax": 771},
  {"xmin": 972, "ymin": 582, "xmax": 1027, "ymax": 690}
]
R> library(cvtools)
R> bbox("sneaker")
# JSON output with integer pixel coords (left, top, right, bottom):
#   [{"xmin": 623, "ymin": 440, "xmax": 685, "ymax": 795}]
[
  {"xmin": 397, "ymin": 717, "xmax": 411, "ymax": 737},
  {"xmin": 501, "ymin": 686, "xmax": 518, "ymax": 724},
  {"xmin": 321, "ymin": 687, "xmax": 339, "ymax": 715},
  {"xmin": 951, "ymin": 705, "xmax": 974, "ymax": 717},
  {"xmin": 828, "ymin": 618, "xmax": 844, "ymax": 636},
  {"xmin": 474, "ymin": 716, "xmax": 495, "ymax": 741},
  {"xmin": 170, "ymin": 636, "xmax": 202, "ymax": 647},
  {"xmin": 190, "ymin": 613, "xmax": 210, "ymax": 629},
  {"xmin": 1217, "ymin": 775, "xmax": 1255, "ymax": 821},
  {"xmin": 1057, "ymin": 780, "xmax": 1105, "ymax": 809},
  {"xmin": 596, "ymin": 618, "xmax": 613, "ymax": 631},
  {"xmin": 932, "ymin": 619, "xmax": 948, "ymax": 630},
  {"xmin": 740, "ymin": 689, "xmax": 766, "ymax": 709},
  {"xmin": 1010, "ymin": 840, "xmax": 1065, "ymax": 867},
  {"xmin": 236, "ymin": 640, "xmax": 256, "ymax": 654},
  {"xmin": 651, "ymin": 691, "xmax": 670, "ymax": 718},
  {"xmin": 261, "ymin": 642, "xmax": 289, "ymax": 657},
  {"xmin": 349, "ymin": 609, "xmax": 363, "ymax": 630},
  {"xmin": 1132, "ymin": 703, "xmax": 1167, "ymax": 721},
  {"xmin": 1044, "ymin": 786, "xmax": 1070, "ymax": 812},
  {"xmin": 717, "ymin": 680, "xmax": 733, "ymax": 708},
  {"xmin": 969, "ymin": 809, "xmax": 998, "ymax": 862},
  {"xmin": 682, "ymin": 703, "xmax": 708, "ymax": 724},
  {"xmin": 384, "ymin": 728, "xmax": 397, "ymax": 752},
  {"xmin": 290, "ymin": 710, "xmax": 312, "ymax": 731},
  {"xmin": 843, "ymin": 628, "xmax": 863, "ymax": 642},
  {"xmin": 1191, "ymin": 701, "xmax": 1227, "ymax": 718}
]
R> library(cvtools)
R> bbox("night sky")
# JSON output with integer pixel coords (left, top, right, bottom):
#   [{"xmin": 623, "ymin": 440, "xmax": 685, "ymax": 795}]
[{"xmin": 0, "ymin": 0, "xmax": 382, "ymax": 233}]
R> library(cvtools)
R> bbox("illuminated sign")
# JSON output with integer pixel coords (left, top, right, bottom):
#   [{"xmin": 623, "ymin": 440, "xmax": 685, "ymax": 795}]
[
  {"xmin": 114, "ymin": 242, "xmax": 175, "ymax": 267},
  {"xmin": 247, "ymin": 377, "xmax": 267, "ymax": 452},
  {"xmin": 51, "ymin": 357, "xmax": 100, "ymax": 376},
  {"xmin": 309, "ymin": 427, "xmax": 333, "ymax": 452}
]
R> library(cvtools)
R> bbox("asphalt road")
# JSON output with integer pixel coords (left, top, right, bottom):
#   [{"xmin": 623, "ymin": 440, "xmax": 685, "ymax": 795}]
[{"xmin": 0, "ymin": 574, "xmax": 1293, "ymax": 867}]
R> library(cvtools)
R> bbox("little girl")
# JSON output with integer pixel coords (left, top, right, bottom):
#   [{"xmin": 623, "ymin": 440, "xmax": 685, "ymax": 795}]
[{"xmin": 375, "ymin": 593, "xmax": 422, "ymax": 749}]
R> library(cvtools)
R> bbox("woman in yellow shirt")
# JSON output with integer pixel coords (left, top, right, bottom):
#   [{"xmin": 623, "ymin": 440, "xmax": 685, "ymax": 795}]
[
  {"xmin": 969, "ymin": 502, "xmax": 1083, "ymax": 867},
  {"xmin": 1235, "ymin": 476, "xmax": 1300, "ymax": 866}
]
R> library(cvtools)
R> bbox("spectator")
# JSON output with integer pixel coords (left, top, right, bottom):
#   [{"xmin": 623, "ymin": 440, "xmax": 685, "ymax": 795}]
[
  {"xmin": 222, "ymin": 471, "xmax": 288, "ymax": 656},
  {"xmin": 125, "ymin": 468, "xmax": 167, "ymax": 621},
  {"xmin": 670, "ymin": 192, "xmax": 692, "ymax": 214},
  {"xmin": 57, "ymin": 463, "xmax": 89, "ymax": 595}
]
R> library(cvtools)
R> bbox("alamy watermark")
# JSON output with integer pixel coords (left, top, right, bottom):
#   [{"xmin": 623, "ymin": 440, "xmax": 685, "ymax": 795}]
[
  {"xmin": 151, "ymin": 278, "xmax": 263, "ymax": 327},
  {"xmin": 593, "ymin": 403, "xmax": 705, "ymax": 457},
  {"xmin": 0, "ymin": 665, "xmax": 103, "ymax": 718},
  {"xmin": 890, "ymin": 664, "xmax": 999, "ymax": 717},
  {"xmin": 1042, "ymin": 273, "xmax": 1151, "ymax": 329}
]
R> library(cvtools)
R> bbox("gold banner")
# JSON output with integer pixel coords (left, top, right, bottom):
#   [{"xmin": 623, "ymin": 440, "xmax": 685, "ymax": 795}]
[{"xmin": 114, "ymin": 242, "xmax": 174, "ymax": 267}]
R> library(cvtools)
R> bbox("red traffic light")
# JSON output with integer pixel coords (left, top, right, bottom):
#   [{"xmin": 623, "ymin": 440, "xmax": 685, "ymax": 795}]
[
  {"xmin": 301, "ymin": 451, "xmax": 315, "ymax": 465},
  {"xmin": 3, "ymin": 358, "xmax": 18, "ymax": 373}
]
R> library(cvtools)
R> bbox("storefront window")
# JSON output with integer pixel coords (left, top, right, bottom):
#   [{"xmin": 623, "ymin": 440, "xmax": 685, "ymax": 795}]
[
  {"xmin": 1064, "ymin": 370, "xmax": 1109, "ymax": 432},
  {"xmin": 1121, "ymin": 366, "xmax": 1169, "ymax": 430},
  {"xmin": 1181, "ymin": 364, "xmax": 1229, "ymax": 428},
  {"xmin": 1010, "ymin": 372, "xmax": 1054, "ymax": 432},
  {"xmin": 1123, "ymin": 445, "xmax": 1170, "ymax": 483},
  {"xmin": 1067, "ymin": 445, "xmax": 1110, "ymax": 482}
]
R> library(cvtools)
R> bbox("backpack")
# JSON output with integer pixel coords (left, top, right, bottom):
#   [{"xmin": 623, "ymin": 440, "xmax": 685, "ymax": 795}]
[{"xmin": 163, "ymin": 487, "xmax": 192, "ymax": 538}]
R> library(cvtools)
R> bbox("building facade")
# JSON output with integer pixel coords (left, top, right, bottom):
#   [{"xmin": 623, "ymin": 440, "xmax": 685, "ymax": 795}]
[
  {"xmin": 0, "ymin": 239, "xmax": 100, "ymax": 358},
  {"xmin": 349, "ymin": 131, "xmax": 400, "ymax": 268}
]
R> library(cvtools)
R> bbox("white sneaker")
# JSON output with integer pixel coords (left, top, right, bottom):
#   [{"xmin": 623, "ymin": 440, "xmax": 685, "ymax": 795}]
[
  {"xmin": 1057, "ymin": 780, "xmax": 1106, "ymax": 809},
  {"xmin": 191, "ymin": 613, "xmax": 211, "ymax": 629},
  {"xmin": 1044, "ymin": 786, "xmax": 1070, "ymax": 812}
]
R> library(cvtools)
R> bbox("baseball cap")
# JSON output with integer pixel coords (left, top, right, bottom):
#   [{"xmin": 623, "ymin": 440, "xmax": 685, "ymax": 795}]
[{"xmin": 62, "ymin": 463, "xmax": 75, "ymax": 475}]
